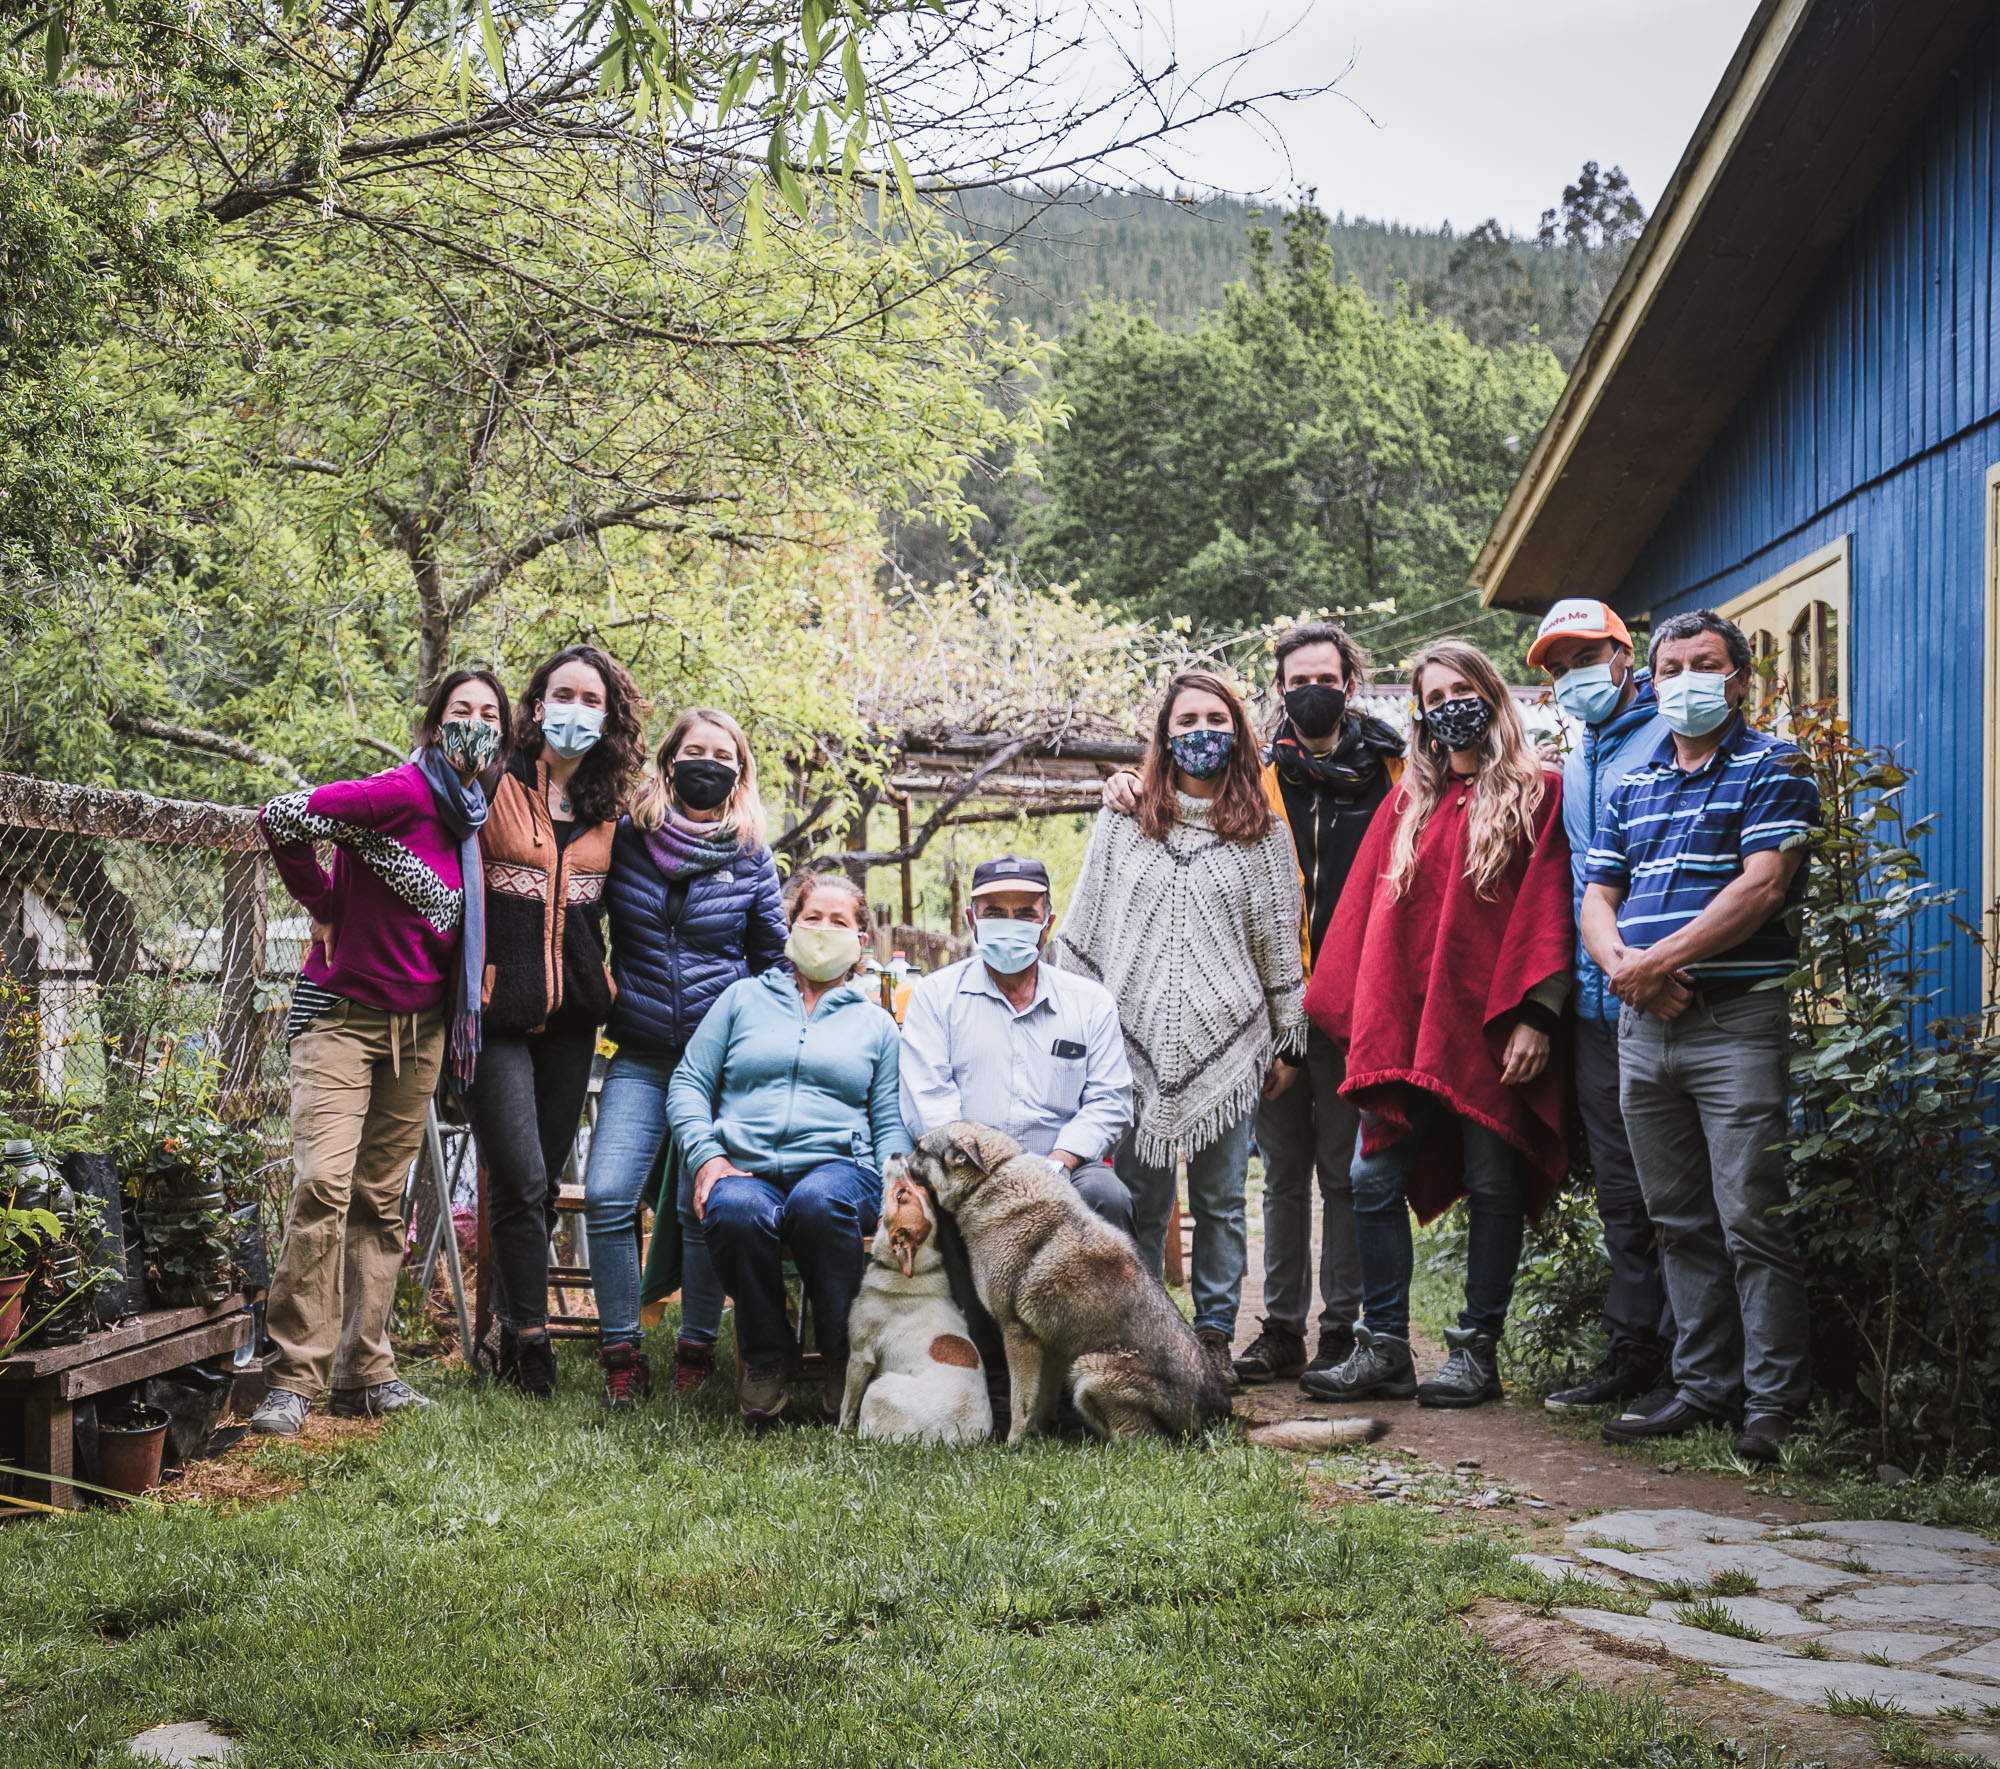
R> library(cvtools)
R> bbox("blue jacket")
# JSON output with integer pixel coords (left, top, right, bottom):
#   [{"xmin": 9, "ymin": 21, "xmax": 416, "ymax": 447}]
[
  {"xmin": 602, "ymin": 818, "xmax": 790, "ymax": 1056},
  {"xmin": 1564, "ymin": 672, "xmax": 1672, "ymax": 1022},
  {"xmin": 666, "ymin": 968, "xmax": 911, "ymax": 1180}
]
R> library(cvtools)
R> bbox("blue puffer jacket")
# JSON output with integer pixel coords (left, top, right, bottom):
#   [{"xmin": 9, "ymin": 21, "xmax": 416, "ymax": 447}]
[
  {"xmin": 1564, "ymin": 671, "xmax": 1672, "ymax": 1022},
  {"xmin": 602, "ymin": 817, "xmax": 790, "ymax": 1056}
]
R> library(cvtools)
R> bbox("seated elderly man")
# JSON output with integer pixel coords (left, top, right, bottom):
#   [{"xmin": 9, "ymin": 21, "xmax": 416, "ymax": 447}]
[{"xmin": 900, "ymin": 853, "xmax": 1135, "ymax": 1429}]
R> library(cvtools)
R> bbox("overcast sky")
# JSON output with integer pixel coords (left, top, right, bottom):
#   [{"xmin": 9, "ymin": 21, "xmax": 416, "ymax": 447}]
[{"xmin": 1114, "ymin": 0, "xmax": 1758, "ymax": 234}]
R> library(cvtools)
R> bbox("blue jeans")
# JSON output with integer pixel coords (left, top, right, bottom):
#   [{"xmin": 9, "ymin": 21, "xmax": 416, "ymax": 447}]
[
  {"xmin": 703, "ymin": 1160, "xmax": 880, "ymax": 1371},
  {"xmin": 1115, "ymin": 1114, "xmax": 1253, "ymax": 1337},
  {"xmin": 1350, "ymin": 1090, "xmax": 1524, "ymax": 1343},
  {"xmin": 583, "ymin": 1050, "xmax": 725, "ymax": 1348}
]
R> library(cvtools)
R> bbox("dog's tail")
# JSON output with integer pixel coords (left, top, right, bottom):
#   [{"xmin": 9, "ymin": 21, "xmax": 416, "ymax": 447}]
[{"xmin": 1243, "ymin": 1417, "xmax": 1391, "ymax": 1451}]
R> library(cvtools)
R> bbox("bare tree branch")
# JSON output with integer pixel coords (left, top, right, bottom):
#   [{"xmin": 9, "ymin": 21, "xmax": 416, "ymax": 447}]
[{"xmin": 109, "ymin": 712, "xmax": 309, "ymax": 787}]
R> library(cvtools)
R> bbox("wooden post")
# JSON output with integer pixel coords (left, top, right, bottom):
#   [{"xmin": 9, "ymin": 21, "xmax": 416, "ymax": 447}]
[
  {"xmin": 217, "ymin": 850, "xmax": 268, "ymax": 1107},
  {"xmin": 897, "ymin": 796, "xmax": 914, "ymax": 926}
]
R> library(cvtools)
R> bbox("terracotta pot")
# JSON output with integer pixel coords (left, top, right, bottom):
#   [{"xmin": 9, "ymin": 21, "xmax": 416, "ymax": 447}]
[
  {"xmin": 97, "ymin": 1404, "xmax": 171, "ymax": 1498},
  {"xmin": 0, "ymin": 1269, "xmax": 26, "ymax": 1346}
]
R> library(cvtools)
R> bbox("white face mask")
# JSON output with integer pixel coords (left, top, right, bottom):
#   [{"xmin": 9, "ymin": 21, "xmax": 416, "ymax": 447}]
[
  {"xmin": 540, "ymin": 702, "xmax": 605, "ymax": 759},
  {"xmin": 786, "ymin": 924, "xmax": 862, "ymax": 983}
]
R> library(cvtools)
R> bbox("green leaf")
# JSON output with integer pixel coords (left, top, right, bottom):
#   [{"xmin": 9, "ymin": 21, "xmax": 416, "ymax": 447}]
[
  {"xmin": 478, "ymin": 0, "xmax": 506, "ymax": 81},
  {"xmin": 841, "ymin": 36, "xmax": 866, "ymax": 116},
  {"xmin": 742, "ymin": 174, "xmax": 768, "ymax": 251},
  {"xmin": 43, "ymin": 9, "xmax": 65, "ymax": 83},
  {"xmin": 886, "ymin": 137, "xmax": 918, "ymax": 219}
]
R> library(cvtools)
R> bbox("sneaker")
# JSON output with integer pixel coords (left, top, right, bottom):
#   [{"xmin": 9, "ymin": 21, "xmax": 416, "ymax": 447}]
[
  {"xmin": 1621, "ymin": 1379, "xmax": 1677, "ymax": 1424},
  {"xmin": 672, "ymin": 1338, "xmax": 715, "ymax": 1398},
  {"xmin": 329, "ymin": 1377, "xmax": 434, "ymax": 1418},
  {"xmin": 1733, "ymin": 1414, "xmax": 1790, "ymax": 1464},
  {"xmin": 1232, "ymin": 1321, "xmax": 1307, "ymax": 1384},
  {"xmin": 1196, "ymin": 1329, "xmax": 1242, "ymax": 1395},
  {"xmin": 1600, "ymin": 1395, "xmax": 1727, "ymax": 1445},
  {"xmin": 1417, "ymin": 1328, "xmax": 1503, "ymax": 1409},
  {"xmin": 1302, "ymin": 1326, "xmax": 1356, "ymax": 1378},
  {"xmin": 1544, "ymin": 1352, "xmax": 1663, "ymax": 1413},
  {"xmin": 506, "ymin": 1330, "xmax": 558, "ymax": 1399},
  {"xmin": 738, "ymin": 1361, "xmax": 789, "ymax": 1423},
  {"xmin": 249, "ymin": 1388, "xmax": 309, "ymax": 1436},
  {"xmin": 1298, "ymin": 1326, "xmax": 1417, "ymax": 1402},
  {"xmin": 598, "ymin": 1340, "xmax": 653, "ymax": 1411}
]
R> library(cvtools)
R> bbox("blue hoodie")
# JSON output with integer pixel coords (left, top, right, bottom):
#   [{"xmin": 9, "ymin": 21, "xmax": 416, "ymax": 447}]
[
  {"xmin": 666, "ymin": 967, "xmax": 910, "ymax": 1180},
  {"xmin": 1564, "ymin": 671, "xmax": 1672, "ymax": 1022}
]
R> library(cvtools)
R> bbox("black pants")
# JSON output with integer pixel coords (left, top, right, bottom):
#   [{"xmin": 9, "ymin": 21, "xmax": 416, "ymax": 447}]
[
  {"xmin": 462, "ymin": 1026, "xmax": 597, "ymax": 1331},
  {"xmin": 1574, "ymin": 1015, "xmax": 1675, "ymax": 1364}
]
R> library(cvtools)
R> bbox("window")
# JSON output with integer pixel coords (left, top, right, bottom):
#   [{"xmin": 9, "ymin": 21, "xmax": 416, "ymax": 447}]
[{"xmin": 1722, "ymin": 537, "xmax": 1850, "ymax": 723}]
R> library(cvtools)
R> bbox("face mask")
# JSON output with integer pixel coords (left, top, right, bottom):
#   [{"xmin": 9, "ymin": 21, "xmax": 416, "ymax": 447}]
[
  {"xmin": 1421, "ymin": 695, "xmax": 1493, "ymax": 752},
  {"xmin": 672, "ymin": 758, "xmax": 739, "ymax": 812},
  {"xmin": 786, "ymin": 924, "xmax": 862, "ymax": 983},
  {"xmin": 1169, "ymin": 728, "xmax": 1235, "ymax": 780},
  {"xmin": 1657, "ymin": 668, "xmax": 1739, "ymax": 738},
  {"xmin": 438, "ymin": 718, "xmax": 501, "ymax": 774},
  {"xmin": 1553, "ymin": 662, "xmax": 1625, "ymax": 727},
  {"xmin": 972, "ymin": 915, "xmax": 1045, "ymax": 976},
  {"xmin": 539, "ymin": 703, "xmax": 604, "ymax": 759},
  {"xmin": 1283, "ymin": 684, "xmax": 1347, "ymax": 741}
]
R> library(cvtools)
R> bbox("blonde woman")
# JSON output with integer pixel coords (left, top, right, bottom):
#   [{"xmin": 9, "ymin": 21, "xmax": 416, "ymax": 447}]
[
  {"xmin": 584, "ymin": 708, "xmax": 788, "ymax": 1408},
  {"xmin": 1302, "ymin": 640, "xmax": 1574, "ymax": 1410}
]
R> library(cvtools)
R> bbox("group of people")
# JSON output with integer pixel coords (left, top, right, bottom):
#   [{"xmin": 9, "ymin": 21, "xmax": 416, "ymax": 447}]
[{"xmin": 243, "ymin": 603, "xmax": 1821, "ymax": 1465}]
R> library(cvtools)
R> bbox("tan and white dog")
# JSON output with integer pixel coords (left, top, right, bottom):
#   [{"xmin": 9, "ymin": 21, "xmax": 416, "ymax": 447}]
[{"xmin": 838, "ymin": 1160, "xmax": 992, "ymax": 1444}]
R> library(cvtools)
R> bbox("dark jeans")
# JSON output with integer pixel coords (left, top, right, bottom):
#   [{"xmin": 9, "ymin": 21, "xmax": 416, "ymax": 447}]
[
  {"xmin": 462, "ymin": 1026, "xmax": 597, "ymax": 1332},
  {"xmin": 703, "ymin": 1160, "xmax": 880, "ymax": 1371},
  {"xmin": 1350, "ymin": 1089, "xmax": 1525, "ymax": 1342},
  {"xmin": 1252, "ymin": 1026, "xmax": 1362, "ymax": 1337},
  {"xmin": 936, "ymin": 1160, "xmax": 1134, "ymax": 1432},
  {"xmin": 1574, "ymin": 1016, "xmax": 1677, "ymax": 1364}
]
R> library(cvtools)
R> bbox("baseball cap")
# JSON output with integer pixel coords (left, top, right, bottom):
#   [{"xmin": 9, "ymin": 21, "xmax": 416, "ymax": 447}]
[
  {"xmin": 1527, "ymin": 598, "xmax": 1633, "ymax": 669},
  {"xmin": 969, "ymin": 855, "xmax": 1051, "ymax": 899}
]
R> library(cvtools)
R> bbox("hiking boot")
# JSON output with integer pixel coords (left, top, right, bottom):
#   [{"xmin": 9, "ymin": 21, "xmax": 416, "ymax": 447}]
[
  {"xmin": 1298, "ymin": 1326, "xmax": 1417, "ymax": 1402},
  {"xmin": 329, "ymin": 1377, "xmax": 434, "ymax": 1418},
  {"xmin": 598, "ymin": 1340, "xmax": 652, "ymax": 1410},
  {"xmin": 1600, "ymin": 1394, "xmax": 1727, "ymax": 1445},
  {"xmin": 672, "ymin": 1338, "xmax": 715, "ymax": 1397},
  {"xmin": 249, "ymin": 1388, "xmax": 309, "ymax": 1436},
  {"xmin": 505, "ymin": 1329, "xmax": 558, "ymax": 1399},
  {"xmin": 1233, "ymin": 1321, "xmax": 1307, "ymax": 1384},
  {"xmin": 738, "ymin": 1361, "xmax": 789, "ymax": 1424},
  {"xmin": 1544, "ymin": 1350, "xmax": 1663, "ymax": 1413},
  {"xmin": 1302, "ymin": 1326, "xmax": 1356, "ymax": 1378},
  {"xmin": 1733, "ymin": 1414, "xmax": 1790, "ymax": 1465},
  {"xmin": 1196, "ymin": 1329, "xmax": 1241, "ymax": 1395},
  {"xmin": 1417, "ymin": 1328, "xmax": 1503, "ymax": 1409}
]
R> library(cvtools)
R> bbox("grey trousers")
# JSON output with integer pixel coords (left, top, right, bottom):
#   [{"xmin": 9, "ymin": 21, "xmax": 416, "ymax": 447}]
[
  {"xmin": 1573, "ymin": 1016, "xmax": 1677, "ymax": 1365},
  {"xmin": 1252, "ymin": 1026, "xmax": 1361, "ymax": 1338},
  {"xmin": 1618, "ymin": 988, "xmax": 1809, "ymax": 1418}
]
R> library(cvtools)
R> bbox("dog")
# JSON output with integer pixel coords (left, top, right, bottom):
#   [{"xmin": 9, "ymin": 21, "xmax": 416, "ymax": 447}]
[
  {"xmin": 909, "ymin": 1121, "xmax": 1235, "ymax": 1443},
  {"xmin": 838, "ymin": 1159, "xmax": 992, "ymax": 1445}
]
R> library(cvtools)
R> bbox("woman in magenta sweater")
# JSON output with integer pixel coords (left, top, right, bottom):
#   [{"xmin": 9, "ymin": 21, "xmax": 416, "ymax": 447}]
[{"xmin": 248, "ymin": 669, "xmax": 507, "ymax": 1437}]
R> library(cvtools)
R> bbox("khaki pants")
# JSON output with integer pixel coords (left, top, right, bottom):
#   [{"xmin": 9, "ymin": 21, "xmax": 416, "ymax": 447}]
[{"xmin": 267, "ymin": 1002, "xmax": 444, "ymax": 1398}]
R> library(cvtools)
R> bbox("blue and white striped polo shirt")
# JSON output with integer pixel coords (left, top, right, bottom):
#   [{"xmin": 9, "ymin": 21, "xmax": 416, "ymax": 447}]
[{"xmin": 1584, "ymin": 716, "xmax": 1820, "ymax": 982}]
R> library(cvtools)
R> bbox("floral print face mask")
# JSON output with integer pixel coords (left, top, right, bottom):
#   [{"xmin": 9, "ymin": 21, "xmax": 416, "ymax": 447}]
[
  {"xmin": 439, "ymin": 717, "xmax": 502, "ymax": 774},
  {"xmin": 1168, "ymin": 727, "xmax": 1236, "ymax": 780}
]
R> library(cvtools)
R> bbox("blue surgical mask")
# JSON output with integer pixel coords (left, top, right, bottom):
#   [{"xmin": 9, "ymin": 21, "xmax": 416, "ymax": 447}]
[
  {"xmin": 1554, "ymin": 662, "xmax": 1625, "ymax": 726},
  {"xmin": 1657, "ymin": 668, "xmax": 1739, "ymax": 738},
  {"xmin": 540, "ymin": 703, "xmax": 605, "ymax": 759},
  {"xmin": 972, "ymin": 915, "xmax": 1044, "ymax": 976}
]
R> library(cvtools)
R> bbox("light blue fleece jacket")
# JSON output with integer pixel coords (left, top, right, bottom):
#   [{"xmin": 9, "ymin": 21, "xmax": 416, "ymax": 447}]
[{"xmin": 665, "ymin": 967, "xmax": 910, "ymax": 1181}]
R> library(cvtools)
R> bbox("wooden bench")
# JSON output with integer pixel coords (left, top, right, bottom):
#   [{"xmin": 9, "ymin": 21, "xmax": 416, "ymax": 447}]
[{"xmin": 0, "ymin": 1296, "xmax": 251, "ymax": 1507}]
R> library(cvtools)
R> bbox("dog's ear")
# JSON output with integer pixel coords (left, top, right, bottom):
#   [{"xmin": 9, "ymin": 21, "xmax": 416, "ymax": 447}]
[{"xmin": 945, "ymin": 1136, "xmax": 988, "ymax": 1177}]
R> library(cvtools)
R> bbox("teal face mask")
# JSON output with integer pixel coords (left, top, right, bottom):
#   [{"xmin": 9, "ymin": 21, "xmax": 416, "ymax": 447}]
[
  {"xmin": 1554, "ymin": 662, "xmax": 1625, "ymax": 726},
  {"xmin": 1657, "ymin": 668, "xmax": 1740, "ymax": 738},
  {"xmin": 540, "ymin": 703, "xmax": 605, "ymax": 759}
]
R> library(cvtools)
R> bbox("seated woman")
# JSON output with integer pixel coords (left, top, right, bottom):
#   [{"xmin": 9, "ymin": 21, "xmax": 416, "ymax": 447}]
[{"xmin": 667, "ymin": 871, "xmax": 908, "ymax": 1425}]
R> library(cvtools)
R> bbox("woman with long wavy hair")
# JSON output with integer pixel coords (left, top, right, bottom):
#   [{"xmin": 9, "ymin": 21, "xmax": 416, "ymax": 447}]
[
  {"xmin": 1052, "ymin": 668, "xmax": 1307, "ymax": 1393},
  {"xmin": 462, "ymin": 643, "xmax": 648, "ymax": 1397},
  {"xmin": 1301, "ymin": 639, "xmax": 1574, "ymax": 1411},
  {"xmin": 584, "ymin": 706, "xmax": 789, "ymax": 1407}
]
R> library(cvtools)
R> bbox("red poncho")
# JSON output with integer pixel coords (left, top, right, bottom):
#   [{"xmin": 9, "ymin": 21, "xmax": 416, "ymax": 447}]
[{"xmin": 1306, "ymin": 771, "xmax": 1574, "ymax": 1224}]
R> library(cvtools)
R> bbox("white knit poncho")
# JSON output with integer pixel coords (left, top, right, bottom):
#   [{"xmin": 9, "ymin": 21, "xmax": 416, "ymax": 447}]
[{"xmin": 1051, "ymin": 794, "xmax": 1307, "ymax": 1165}]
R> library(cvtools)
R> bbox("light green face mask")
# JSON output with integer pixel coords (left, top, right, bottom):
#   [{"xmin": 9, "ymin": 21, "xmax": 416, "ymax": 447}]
[{"xmin": 786, "ymin": 924, "xmax": 862, "ymax": 983}]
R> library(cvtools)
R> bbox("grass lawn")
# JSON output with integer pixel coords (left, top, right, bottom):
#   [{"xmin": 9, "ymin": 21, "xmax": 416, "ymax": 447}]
[{"xmin": 0, "ymin": 1330, "xmax": 1720, "ymax": 1769}]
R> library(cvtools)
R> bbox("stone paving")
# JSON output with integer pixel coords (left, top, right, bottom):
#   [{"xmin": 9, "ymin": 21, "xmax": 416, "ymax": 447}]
[{"xmin": 1524, "ymin": 1508, "xmax": 2000, "ymax": 1755}]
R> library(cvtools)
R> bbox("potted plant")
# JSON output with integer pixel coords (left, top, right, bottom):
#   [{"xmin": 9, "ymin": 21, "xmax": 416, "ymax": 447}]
[
  {"xmin": 127, "ymin": 1116, "xmax": 240, "ymax": 1308},
  {"xmin": 2, "ymin": 1142, "xmax": 62, "ymax": 1350}
]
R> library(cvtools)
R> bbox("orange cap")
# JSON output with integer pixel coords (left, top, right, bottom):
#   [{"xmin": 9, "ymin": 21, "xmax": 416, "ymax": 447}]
[{"xmin": 1527, "ymin": 598, "xmax": 1634, "ymax": 669}]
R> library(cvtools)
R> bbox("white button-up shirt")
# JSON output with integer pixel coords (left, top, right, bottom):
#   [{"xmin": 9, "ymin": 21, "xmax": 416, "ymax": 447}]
[{"xmin": 898, "ymin": 955, "xmax": 1133, "ymax": 1161}]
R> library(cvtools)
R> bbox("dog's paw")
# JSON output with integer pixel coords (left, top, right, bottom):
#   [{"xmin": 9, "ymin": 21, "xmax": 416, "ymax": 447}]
[{"xmin": 1245, "ymin": 1417, "xmax": 1390, "ymax": 1452}]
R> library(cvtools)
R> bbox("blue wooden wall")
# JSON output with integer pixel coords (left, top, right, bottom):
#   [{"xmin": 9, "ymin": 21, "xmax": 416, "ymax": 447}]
[{"xmin": 1618, "ymin": 18, "xmax": 2000, "ymax": 1017}]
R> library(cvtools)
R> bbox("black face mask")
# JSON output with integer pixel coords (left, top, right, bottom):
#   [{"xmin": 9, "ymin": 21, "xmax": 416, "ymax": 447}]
[
  {"xmin": 672, "ymin": 758, "xmax": 738, "ymax": 811},
  {"xmin": 1283, "ymin": 684, "xmax": 1347, "ymax": 740},
  {"xmin": 1422, "ymin": 695, "xmax": 1493, "ymax": 752}
]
